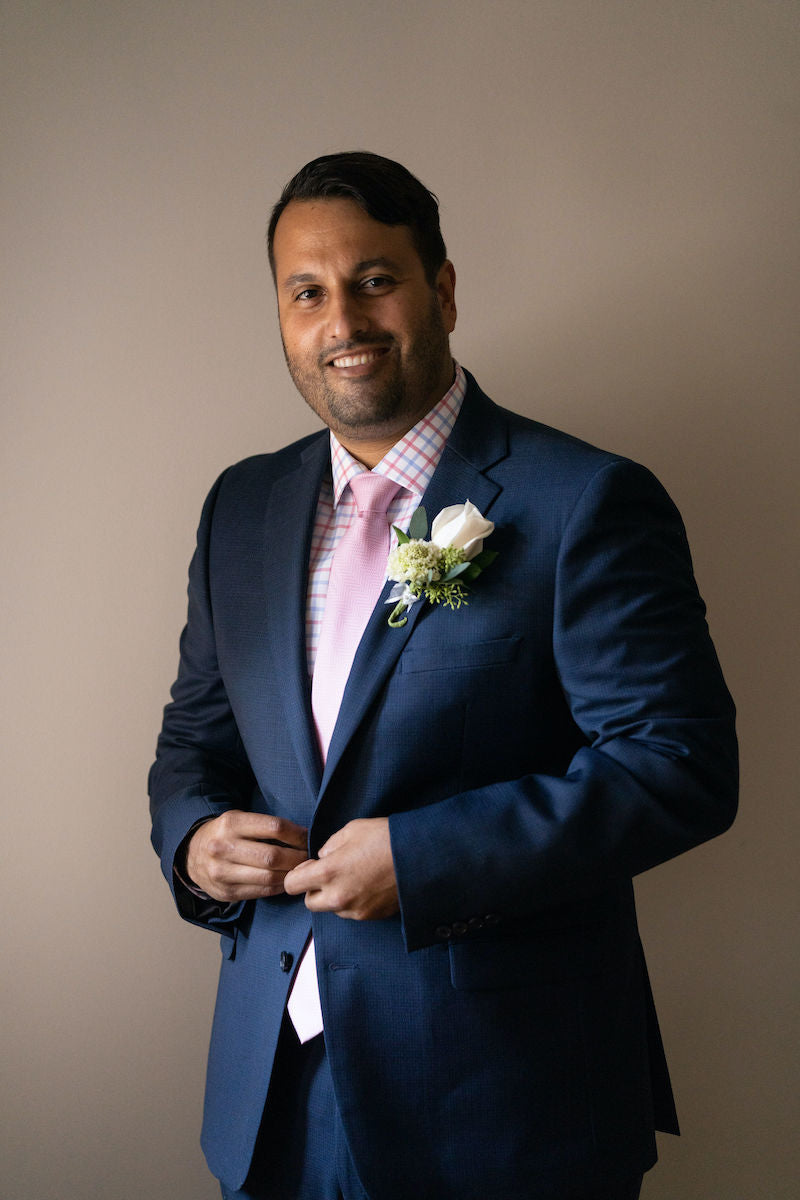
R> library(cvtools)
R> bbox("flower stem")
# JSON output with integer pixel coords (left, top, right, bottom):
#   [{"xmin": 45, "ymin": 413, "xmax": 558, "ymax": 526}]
[{"xmin": 387, "ymin": 602, "xmax": 409, "ymax": 628}]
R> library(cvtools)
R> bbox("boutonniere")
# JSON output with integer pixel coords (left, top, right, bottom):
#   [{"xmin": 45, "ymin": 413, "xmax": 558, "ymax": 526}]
[{"xmin": 385, "ymin": 500, "xmax": 498, "ymax": 627}]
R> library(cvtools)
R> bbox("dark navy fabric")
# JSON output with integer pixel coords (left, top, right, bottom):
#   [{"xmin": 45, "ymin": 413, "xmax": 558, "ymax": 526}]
[
  {"xmin": 219, "ymin": 1022, "xmax": 368, "ymax": 1200},
  {"xmin": 219, "ymin": 1022, "xmax": 643, "ymax": 1200},
  {"xmin": 150, "ymin": 373, "xmax": 737, "ymax": 1198}
]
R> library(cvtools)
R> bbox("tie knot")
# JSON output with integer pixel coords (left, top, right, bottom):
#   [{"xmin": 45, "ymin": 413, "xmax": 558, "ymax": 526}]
[{"xmin": 348, "ymin": 472, "xmax": 402, "ymax": 516}]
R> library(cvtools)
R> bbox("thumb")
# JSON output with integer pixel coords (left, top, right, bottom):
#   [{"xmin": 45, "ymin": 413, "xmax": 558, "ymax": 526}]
[{"xmin": 317, "ymin": 824, "xmax": 350, "ymax": 857}]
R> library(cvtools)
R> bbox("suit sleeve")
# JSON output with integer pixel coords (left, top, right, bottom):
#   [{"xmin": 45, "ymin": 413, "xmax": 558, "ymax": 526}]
[
  {"xmin": 148, "ymin": 470, "xmax": 251, "ymax": 931},
  {"xmin": 389, "ymin": 458, "xmax": 738, "ymax": 951}
]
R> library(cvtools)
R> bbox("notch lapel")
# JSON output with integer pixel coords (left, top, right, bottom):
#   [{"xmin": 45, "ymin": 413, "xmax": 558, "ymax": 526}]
[{"xmin": 263, "ymin": 434, "xmax": 329, "ymax": 812}]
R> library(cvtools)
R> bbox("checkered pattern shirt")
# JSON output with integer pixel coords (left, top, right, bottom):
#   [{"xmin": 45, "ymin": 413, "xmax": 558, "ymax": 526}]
[{"xmin": 305, "ymin": 363, "xmax": 467, "ymax": 675}]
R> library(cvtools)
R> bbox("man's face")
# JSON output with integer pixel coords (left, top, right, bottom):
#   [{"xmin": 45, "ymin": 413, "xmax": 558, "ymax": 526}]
[{"xmin": 272, "ymin": 197, "xmax": 456, "ymax": 448}]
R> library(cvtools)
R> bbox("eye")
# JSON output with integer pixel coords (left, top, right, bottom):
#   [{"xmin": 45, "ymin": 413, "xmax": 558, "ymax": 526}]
[
  {"xmin": 294, "ymin": 286, "xmax": 322, "ymax": 303},
  {"xmin": 360, "ymin": 275, "xmax": 394, "ymax": 291}
]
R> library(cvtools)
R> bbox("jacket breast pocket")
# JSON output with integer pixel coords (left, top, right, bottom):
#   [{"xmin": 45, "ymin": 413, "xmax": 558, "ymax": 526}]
[{"xmin": 398, "ymin": 635, "xmax": 521, "ymax": 675}]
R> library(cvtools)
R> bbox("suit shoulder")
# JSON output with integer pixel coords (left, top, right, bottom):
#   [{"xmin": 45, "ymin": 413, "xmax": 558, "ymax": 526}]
[
  {"xmin": 460, "ymin": 374, "xmax": 672, "ymax": 517},
  {"xmin": 504, "ymin": 405, "xmax": 623, "ymax": 467},
  {"xmin": 220, "ymin": 428, "xmax": 328, "ymax": 484},
  {"xmin": 464, "ymin": 376, "xmax": 628, "ymax": 475},
  {"xmin": 201, "ymin": 429, "xmax": 326, "ymax": 499},
  {"xmin": 192, "ymin": 428, "xmax": 328, "ymax": 531},
  {"xmin": 463, "ymin": 370, "xmax": 621, "ymax": 464}
]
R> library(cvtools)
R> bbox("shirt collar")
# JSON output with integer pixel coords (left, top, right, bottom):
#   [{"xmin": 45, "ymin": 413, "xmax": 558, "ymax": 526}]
[{"xmin": 329, "ymin": 363, "xmax": 467, "ymax": 506}]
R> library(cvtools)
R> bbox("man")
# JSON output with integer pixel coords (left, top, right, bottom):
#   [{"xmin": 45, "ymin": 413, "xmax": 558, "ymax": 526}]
[{"xmin": 149, "ymin": 152, "xmax": 737, "ymax": 1200}]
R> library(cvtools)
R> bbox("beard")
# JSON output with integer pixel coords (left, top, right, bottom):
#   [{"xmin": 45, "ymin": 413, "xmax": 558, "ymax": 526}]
[{"xmin": 281, "ymin": 292, "xmax": 452, "ymax": 439}]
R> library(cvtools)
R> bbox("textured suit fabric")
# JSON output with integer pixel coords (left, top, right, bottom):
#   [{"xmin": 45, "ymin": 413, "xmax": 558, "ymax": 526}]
[
  {"xmin": 149, "ymin": 372, "xmax": 737, "ymax": 1198},
  {"xmin": 221, "ymin": 1020, "xmax": 368, "ymax": 1200}
]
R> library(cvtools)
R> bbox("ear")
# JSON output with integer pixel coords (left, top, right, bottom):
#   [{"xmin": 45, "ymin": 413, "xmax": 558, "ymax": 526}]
[{"xmin": 435, "ymin": 261, "xmax": 457, "ymax": 333}]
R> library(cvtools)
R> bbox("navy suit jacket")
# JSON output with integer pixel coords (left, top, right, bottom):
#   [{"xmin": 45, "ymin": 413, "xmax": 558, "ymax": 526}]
[{"xmin": 149, "ymin": 373, "xmax": 737, "ymax": 1198}]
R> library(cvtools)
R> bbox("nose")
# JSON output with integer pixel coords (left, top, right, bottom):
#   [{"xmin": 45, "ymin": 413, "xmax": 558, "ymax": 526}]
[{"xmin": 326, "ymin": 288, "xmax": 370, "ymax": 342}]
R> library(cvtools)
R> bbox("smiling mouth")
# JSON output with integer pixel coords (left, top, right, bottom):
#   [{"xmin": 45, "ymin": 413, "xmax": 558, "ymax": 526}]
[{"xmin": 329, "ymin": 348, "xmax": 389, "ymax": 369}]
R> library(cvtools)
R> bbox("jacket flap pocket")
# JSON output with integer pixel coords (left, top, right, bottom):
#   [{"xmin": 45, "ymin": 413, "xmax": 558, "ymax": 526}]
[
  {"xmin": 399, "ymin": 635, "xmax": 521, "ymax": 675},
  {"xmin": 449, "ymin": 925, "xmax": 617, "ymax": 991}
]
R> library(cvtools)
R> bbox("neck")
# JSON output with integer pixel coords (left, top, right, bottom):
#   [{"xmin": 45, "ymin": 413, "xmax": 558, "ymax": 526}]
[
  {"xmin": 334, "ymin": 358, "xmax": 456, "ymax": 469},
  {"xmin": 336, "ymin": 435, "xmax": 403, "ymax": 470}
]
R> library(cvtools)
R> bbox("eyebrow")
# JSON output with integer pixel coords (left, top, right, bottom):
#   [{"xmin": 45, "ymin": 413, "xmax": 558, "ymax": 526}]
[{"xmin": 280, "ymin": 257, "xmax": 404, "ymax": 291}]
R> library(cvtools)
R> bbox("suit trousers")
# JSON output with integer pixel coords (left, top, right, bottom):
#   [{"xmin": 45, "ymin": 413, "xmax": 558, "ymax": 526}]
[
  {"xmin": 218, "ymin": 1018, "xmax": 645, "ymax": 1200},
  {"xmin": 219, "ymin": 1017, "xmax": 367, "ymax": 1200}
]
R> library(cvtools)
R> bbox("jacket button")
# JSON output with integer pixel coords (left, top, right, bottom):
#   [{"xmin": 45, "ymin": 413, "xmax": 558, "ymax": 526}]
[
  {"xmin": 280, "ymin": 951, "xmax": 294, "ymax": 973},
  {"xmin": 435, "ymin": 925, "xmax": 452, "ymax": 940}
]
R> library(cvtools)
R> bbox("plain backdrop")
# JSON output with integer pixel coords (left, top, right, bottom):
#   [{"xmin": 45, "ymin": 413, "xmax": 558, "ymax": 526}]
[{"xmin": 2, "ymin": 2, "xmax": 798, "ymax": 1197}]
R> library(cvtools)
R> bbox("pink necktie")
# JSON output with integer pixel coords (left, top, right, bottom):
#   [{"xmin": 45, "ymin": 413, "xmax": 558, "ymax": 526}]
[
  {"xmin": 288, "ymin": 472, "xmax": 401, "ymax": 1042},
  {"xmin": 311, "ymin": 472, "xmax": 402, "ymax": 758}
]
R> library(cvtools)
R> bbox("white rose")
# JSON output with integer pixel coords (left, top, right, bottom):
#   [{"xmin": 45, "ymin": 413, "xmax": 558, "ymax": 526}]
[{"xmin": 430, "ymin": 501, "xmax": 494, "ymax": 560}]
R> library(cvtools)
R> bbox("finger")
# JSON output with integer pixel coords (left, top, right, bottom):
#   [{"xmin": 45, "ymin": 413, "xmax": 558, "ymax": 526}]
[
  {"xmin": 221, "ymin": 810, "xmax": 308, "ymax": 849},
  {"xmin": 228, "ymin": 839, "xmax": 309, "ymax": 873},
  {"xmin": 197, "ymin": 860, "xmax": 301, "ymax": 902},
  {"xmin": 317, "ymin": 828, "xmax": 348, "ymax": 857},
  {"xmin": 301, "ymin": 888, "xmax": 341, "ymax": 913},
  {"xmin": 296, "ymin": 871, "xmax": 350, "ymax": 913},
  {"xmin": 197, "ymin": 831, "xmax": 306, "ymax": 878},
  {"xmin": 285, "ymin": 860, "xmax": 364, "ymax": 916},
  {"xmin": 303, "ymin": 884, "xmax": 399, "ymax": 921},
  {"xmin": 283, "ymin": 857, "xmax": 329, "ymax": 895},
  {"xmin": 200, "ymin": 819, "xmax": 308, "ymax": 869},
  {"xmin": 317, "ymin": 817, "xmax": 380, "ymax": 858}
]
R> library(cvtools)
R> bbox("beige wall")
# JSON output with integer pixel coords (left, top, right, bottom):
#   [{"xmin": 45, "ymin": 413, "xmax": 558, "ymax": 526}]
[{"xmin": 2, "ymin": 2, "xmax": 797, "ymax": 1196}]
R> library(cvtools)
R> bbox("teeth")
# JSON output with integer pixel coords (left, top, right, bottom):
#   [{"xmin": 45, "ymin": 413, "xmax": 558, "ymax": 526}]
[{"xmin": 332, "ymin": 351, "xmax": 383, "ymax": 368}]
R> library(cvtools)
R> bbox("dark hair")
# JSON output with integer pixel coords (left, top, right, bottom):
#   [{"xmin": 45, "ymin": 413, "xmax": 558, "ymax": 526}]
[{"xmin": 267, "ymin": 151, "xmax": 447, "ymax": 284}]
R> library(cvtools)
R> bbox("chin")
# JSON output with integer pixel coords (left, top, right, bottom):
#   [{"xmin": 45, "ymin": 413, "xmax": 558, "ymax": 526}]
[{"xmin": 322, "ymin": 385, "xmax": 407, "ymax": 431}]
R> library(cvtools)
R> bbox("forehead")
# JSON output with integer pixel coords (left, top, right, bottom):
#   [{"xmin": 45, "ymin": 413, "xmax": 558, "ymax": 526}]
[{"xmin": 272, "ymin": 197, "xmax": 422, "ymax": 284}]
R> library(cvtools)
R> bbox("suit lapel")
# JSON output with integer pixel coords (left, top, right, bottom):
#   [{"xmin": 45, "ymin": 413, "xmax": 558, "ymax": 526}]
[
  {"xmin": 319, "ymin": 378, "xmax": 509, "ymax": 793},
  {"xmin": 263, "ymin": 433, "xmax": 329, "ymax": 810}
]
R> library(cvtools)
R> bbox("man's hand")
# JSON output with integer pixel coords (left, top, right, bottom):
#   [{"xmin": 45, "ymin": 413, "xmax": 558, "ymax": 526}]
[
  {"xmin": 185, "ymin": 810, "xmax": 309, "ymax": 902},
  {"xmin": 283, "ymin": 818, "xmax": 399, "ymax": 920}
]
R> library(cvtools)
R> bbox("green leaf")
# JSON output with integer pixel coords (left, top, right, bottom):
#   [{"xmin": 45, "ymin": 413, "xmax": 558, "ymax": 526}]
[
  {"xmin": 407, "ymin": 506, "xmax": 428, "ymax": 540},
  {"xmin": 442, "ymin": 560, "xmax": 471, "ymax": 580},
  {"xmin": 393, "ymin": 525, "xmax": 410, "ymax": 545},
  {"xmin": 470, "ymin": 549, "xmax": 499, "ymax": 571}
]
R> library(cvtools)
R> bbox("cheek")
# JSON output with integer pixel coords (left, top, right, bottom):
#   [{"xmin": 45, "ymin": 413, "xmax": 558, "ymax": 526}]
[
  {"xmin": 380, "ymin": 301, "xmax": 418, "ymax": 343},
  {"xmin": 280, "ymin": 320, "xmax": 317, "ymax": 364}
]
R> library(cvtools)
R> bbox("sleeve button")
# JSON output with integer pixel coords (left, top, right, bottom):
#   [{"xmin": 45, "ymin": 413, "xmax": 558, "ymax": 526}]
[
  {"xmin": 451, "ymin": 921, "xmax": 468, "ymax": 936},
  {"xmin": 435, "ymin": 925, "xmax": 452, "ymax": 940}
]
